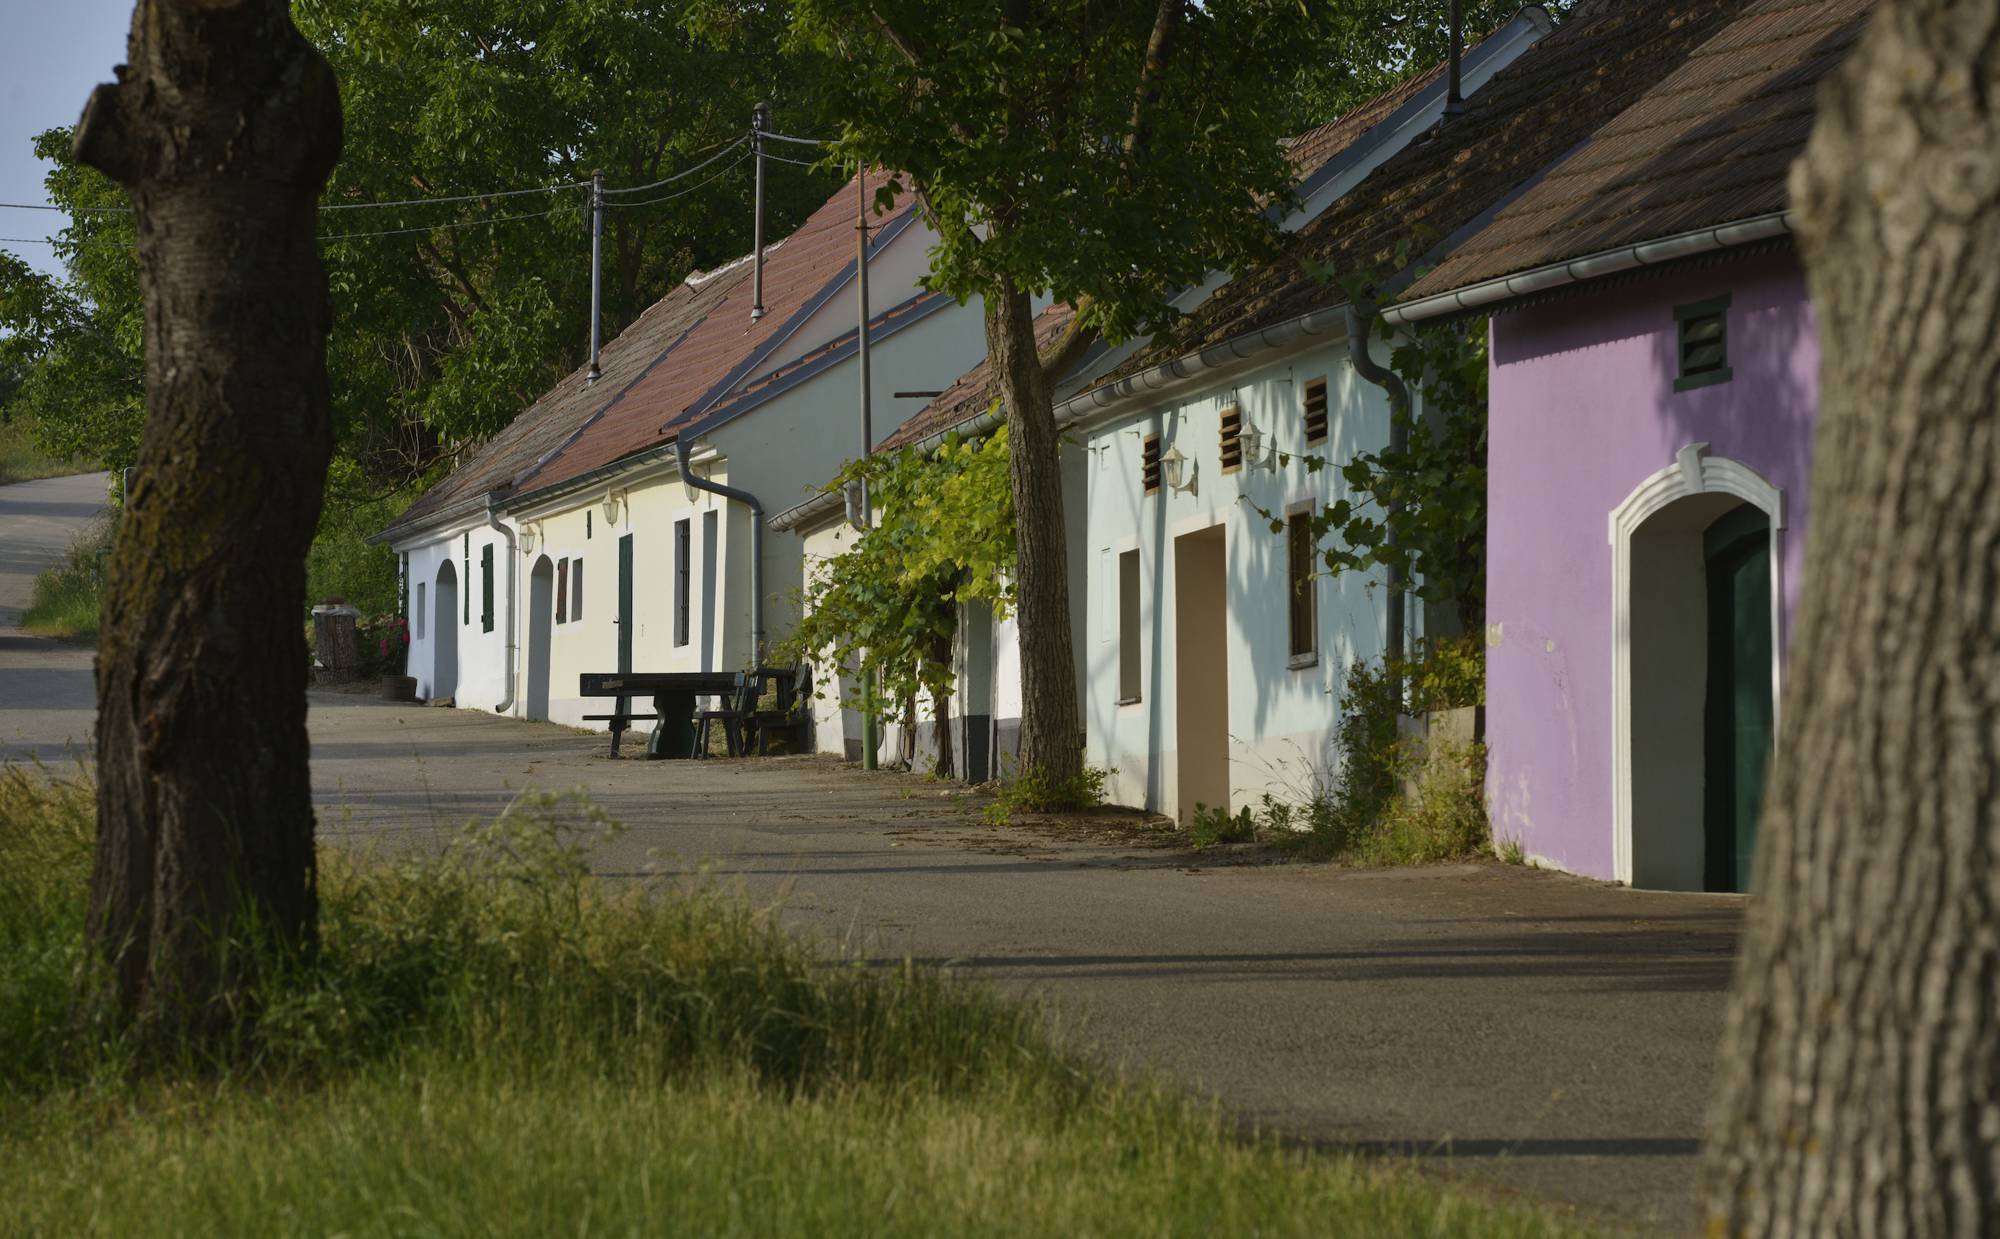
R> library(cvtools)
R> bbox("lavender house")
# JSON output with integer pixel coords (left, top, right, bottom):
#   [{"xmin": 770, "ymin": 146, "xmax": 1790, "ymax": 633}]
[{"xmin": 1387, "ymin": 0, "xmax": 1870, "ymax": 890}]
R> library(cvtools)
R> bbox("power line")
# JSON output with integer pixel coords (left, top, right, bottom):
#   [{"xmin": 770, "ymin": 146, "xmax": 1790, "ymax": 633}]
[
  {"xmin": 601, "ymin": 135, "xmax": 750, "ymax": 195},
  {"xmin": 318, "ymin": 203, "xmax": 568, "ymax": 242},
  {"xmin": 321, "ymin": 181, "xmax": 588, "ymax": 211},
  {"xmin": 603, "ymin": 149, "xmax": 752, "ymax": 208},
  {"xmin": 761, "ymin": 150, "xmax": 824, "ymax": 169},
  {"xmin": 764, "ymin": 130, "xmax": 829, "ymax": 146},
  {"xmin": 0, "ymin": 203, "xmax": 130, "ymax": 214}
]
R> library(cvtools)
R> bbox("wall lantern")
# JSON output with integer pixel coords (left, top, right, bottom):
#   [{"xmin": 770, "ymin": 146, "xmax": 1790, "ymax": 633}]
[
  {"xmin": 1161, "ymin": 445, "xmax": 1198, "ymax": 496},
  {"xmin": 1238, "ymin": 423, "xmax": 1277, "ymax": 473},
  {"xmin": 520, "ymin": 523, "xmax": 541, "ymax": 554},
  {"xmin": 601, "ymin": 489, "xmax": 624, "ymax": 526}
]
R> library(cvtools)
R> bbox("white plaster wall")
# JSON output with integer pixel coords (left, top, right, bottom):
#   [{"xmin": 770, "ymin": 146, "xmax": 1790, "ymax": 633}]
[
  {"xmin": 399, "ymin": 523, "xmax": 516, "ymax": 712},
  {"xmin": 1081, "ymin": 341, "xmax": 1398, "ymax": 820},
  {"xmin": 758, "ymin": 216, "xmax": 944, "ymax": 374}
]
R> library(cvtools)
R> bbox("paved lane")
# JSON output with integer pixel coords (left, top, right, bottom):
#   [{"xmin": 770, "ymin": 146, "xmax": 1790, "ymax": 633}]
[{"xmin": 0, "ymin": 472, "xmax": 107, "ymax": 766}]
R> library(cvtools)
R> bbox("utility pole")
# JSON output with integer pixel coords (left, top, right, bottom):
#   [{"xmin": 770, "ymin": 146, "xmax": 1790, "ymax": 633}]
[
  {"xmin": 587, "ymin": 168, "xmax": 604, "ymax": 382},
  {"xmin": 751, "ymin": 102, "xmax": 769, "ymax": 321},
  {"xmin": 857, "ymin": 166, "xmax": 878, "ymax": 770}
]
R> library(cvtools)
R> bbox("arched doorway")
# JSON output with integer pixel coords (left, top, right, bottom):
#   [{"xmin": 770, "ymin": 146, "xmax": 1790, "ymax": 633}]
[
  {"xmin": 433, "ymin": 560, "xmax": 459, "ymax": 703},
  {"xmin": 1611, "ymin": 444, "xmax": 1783, "ymax": 891},
  {"xmin": 526, "ymin": 555, "xmax": 554, "ymax": 721}
]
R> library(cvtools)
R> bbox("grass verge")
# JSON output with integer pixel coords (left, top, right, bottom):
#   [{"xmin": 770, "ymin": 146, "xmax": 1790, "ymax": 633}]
[
  {"xmin": 20, "ymin": 515, "xmax": 114, "ymax": 642},
  {"xmin": 0, "ymin": 771, "xmax": 1583, "ymax": 1236},
  {"xmin": 0, "ymin": 419, "xmax": 84, "ymax": 486}
]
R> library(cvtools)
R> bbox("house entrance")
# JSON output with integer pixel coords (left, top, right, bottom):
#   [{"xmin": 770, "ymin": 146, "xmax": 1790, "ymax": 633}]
[
  {"xmin": 1174, "ymin": 525, "xmax": 1229, "ymax": 822},
  {"xmin": 1627, "ymin": 494, "xmax": 1774, "ymax": 891},
  {"xmin": 433, "ymin": 560, "xmax": 459, "ymax": 702},
  {"xmin": 526, "ymin": 555, "xmax": 554, "ymax": 721}
]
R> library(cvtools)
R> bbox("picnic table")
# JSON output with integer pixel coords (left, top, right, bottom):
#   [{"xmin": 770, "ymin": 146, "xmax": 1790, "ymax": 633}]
[{"xmin": 577, "ymin": 667, "xmax": 802, "ymax": 759}]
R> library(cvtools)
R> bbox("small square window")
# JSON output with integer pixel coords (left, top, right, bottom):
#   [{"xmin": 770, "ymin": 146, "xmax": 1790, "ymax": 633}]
[
  {"xmin": 1303, "ymin": 377, "xmax": 1328, "ymax": 445},
  {"xmin": 1141, "ymin": 434, "xmax": 1162, "ymax": 495},
  {"xmin": 556, "ymin": 558, "xmax": 569, "ymax": 624},
  {"xmin": 1219, "ymin": 406, "xmax": 1243, "ymax": 474},
  {"xmin": 1674, "ymin": 295, "xmax": 1733, "ymax": 392}
]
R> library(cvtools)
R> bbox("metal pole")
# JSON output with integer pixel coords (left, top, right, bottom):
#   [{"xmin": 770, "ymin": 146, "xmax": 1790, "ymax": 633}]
[
  {"xmin": 587, "ymin": 168, "xmax": 604, "ymax": 382},
  {"xmin": 1445, "ymin": 0, "xmax": 1465, "ymax": 116},
  {"xmin": 751, "ymin": 102, "xmax": 769, "ymax": 321},
  {"xmin": 857, "ymin": 165, "xmax": 878, "ymax": 769}
]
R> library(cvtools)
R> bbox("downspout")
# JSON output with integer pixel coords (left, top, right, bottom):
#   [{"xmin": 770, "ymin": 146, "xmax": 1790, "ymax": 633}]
[
  {"xmin": 673, "ymin": 437, "xmax": 767, "ymax": 664},
  {"xmin": 1345, "ymin": 304, "xmax": 1411, "ymax": 703},
  {"xmin": 483, "ymin": 502, "xmax": 518, "ymax": 715}
]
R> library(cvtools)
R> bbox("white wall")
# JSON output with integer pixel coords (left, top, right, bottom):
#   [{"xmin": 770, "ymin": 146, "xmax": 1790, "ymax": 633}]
[{"xmin": 1080, "ymin": 340, "xmax": 1400, "ymax": 820}]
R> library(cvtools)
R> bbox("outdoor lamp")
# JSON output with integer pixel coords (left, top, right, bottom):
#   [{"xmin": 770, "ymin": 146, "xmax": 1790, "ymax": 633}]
[
  {"xmin": 601, "ymin": 489, "xmax": 623, "ymax": 526},
  {"xmin": 1239, "ymin": 423, "xmax": 1275, "ymax": 473},
  {"xmin": 1162, "ymin": 445, "xmax": 1197, "ymax": 496}
]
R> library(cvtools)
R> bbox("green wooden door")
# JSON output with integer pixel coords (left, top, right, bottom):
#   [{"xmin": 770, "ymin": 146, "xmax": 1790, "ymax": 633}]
[
  {"xmin": 616, "ymin": 534, "xmax": 635, "ymax": 718},
  {"xmin": 1703, "ymin": 507, "xmax": 1773, "ymax": 893}
]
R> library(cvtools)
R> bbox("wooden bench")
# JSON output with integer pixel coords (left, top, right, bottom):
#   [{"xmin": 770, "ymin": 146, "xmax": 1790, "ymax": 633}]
[
  {"xmin": 580, "ymin": 710, "xmax": 659, "ymax": 759},
  {"xmin": 578, "ymin": 671, "xmax": 738, "ymax": 760}
]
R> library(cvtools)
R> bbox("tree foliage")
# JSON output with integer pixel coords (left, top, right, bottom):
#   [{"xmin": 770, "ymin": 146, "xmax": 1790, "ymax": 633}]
[{"xmin": 786, "ymin": 429, "xmax": 1013, "ymax": 739}]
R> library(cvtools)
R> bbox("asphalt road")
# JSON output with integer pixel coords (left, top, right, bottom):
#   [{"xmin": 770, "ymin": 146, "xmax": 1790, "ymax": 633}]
[
  {"xmin": 2, "ymin": 473, "xmax": 1742, "ymax": 1234},
  {"xmin": 0, "ymin": 471, "xmax": 107, "ymax": 767}
]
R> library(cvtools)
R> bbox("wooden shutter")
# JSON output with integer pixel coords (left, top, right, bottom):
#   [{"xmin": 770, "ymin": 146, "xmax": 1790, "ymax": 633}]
[
  {"xmin": 1118, "ymin": 549, "xmax": 1141, "ymax": 702},
  {"xmin": 1303, "ymin": 377, "xmax": 1328, "ymax": 445},
  {"xmin": 480, "ymin": 543, "xmax": 494, "ymax": 633},
  {"xmin": 1219, "ymin": 406, "xmax": 1243, "ymax": 473},
  {"xmin": 556, "ymin": 558, "xmax": 568, "ymax": 624}
]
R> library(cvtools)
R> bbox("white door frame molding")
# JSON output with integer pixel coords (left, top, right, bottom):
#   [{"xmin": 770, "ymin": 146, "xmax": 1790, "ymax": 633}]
[{"xmin": 1607, "ymin": 442, "xmax": 1785, "ymax": 885}]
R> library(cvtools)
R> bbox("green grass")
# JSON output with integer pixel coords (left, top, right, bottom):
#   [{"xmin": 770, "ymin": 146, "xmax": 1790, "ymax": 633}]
[
  {"xmin": 0, "ymin": 419, "xmax": 84, "ymax": 486},
  {"xmin": 0, "ymin": 772, "xmax": 1584, "ymax": 1237},
  {"xmin": 19, "ymin": 515, "xmax": 114, "ymax": 642}
]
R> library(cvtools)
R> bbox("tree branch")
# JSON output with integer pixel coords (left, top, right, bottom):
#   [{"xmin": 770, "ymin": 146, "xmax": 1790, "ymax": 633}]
[{"xmin": 1124, "ymin": 0, "xmax": 1183, "ymax": 160}]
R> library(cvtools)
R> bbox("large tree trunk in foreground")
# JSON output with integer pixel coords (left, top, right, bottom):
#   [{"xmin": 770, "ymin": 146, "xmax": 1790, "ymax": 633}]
[
  {"xmin": 75, "ymin": 0, "xmax": 342, "ymax": 1036},
  {"xmin": 1702, "ymin": 2, "xmax": 2000, "ymax": 1232},
  {"xmin": 986, "ymin": 275, "xmax": 1083, "ymax": 784}
]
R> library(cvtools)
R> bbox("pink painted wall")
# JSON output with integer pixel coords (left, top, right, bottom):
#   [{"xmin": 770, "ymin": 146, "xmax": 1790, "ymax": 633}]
[{"xmin": 1485, "ymin": 252, "xmax": 1818, "ymax": 880}]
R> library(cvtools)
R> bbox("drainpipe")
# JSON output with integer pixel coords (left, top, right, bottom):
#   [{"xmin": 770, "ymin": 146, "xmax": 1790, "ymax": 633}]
[
  {"xmin": 1345, "ymin": 304, "xmax": 1411, "ymax": 705},
  {"xmin": 483, "ymin": 502, "xmax": 518, "ymax": 715},
  {"xmin": 673, "ymin": 437, "xmax": 767, "ymax": 664}
]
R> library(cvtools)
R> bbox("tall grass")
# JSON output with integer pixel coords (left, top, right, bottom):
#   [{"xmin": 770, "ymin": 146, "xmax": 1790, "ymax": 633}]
[
  {"xmin": 20, "ymin": 515, "xmax": 115, "ymax": 643},
  {"xmin": 0, "ymin": 774, "xmax": 1584, "ymax": 1236},
  {"xmin": 0, "ymin": 418, "xmax": 83, "ymax": 486}
]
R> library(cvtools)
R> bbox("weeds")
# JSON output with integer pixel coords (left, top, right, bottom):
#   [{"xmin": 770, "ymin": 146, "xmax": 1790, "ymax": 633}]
[
  {"xmin": 0, "ymin": 418, "xmax": 83, "ymax": 486},
  {"xmin": 1187, "ymin": 802, "xmax": 1256, "ymax": 849},
  {"xmin": 984, "ymin": 761, "xmax": 1111, "ymax": 825}
]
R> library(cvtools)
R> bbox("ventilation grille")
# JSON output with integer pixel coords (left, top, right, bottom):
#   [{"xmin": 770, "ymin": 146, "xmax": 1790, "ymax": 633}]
[
  {"xmin": 1219, "ymin": 406, "xmax": 1243, "ymax": 473},
  {"xmin": 1674, "ymin": 295, "xmax": 1732, "ymax": 391},
  {"xmin": 1142, "ymin": 433, "xmax": 1162, "ymax": 494},
  {"xmin": 1303, "ymin": 377, "xmax": 1328, "ymax": 445}
]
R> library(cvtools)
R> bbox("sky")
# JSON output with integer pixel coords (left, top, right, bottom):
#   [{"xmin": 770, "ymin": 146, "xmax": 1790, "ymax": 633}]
[{"xmin": 0, "ymin": 1, "xmax": 135, "ymax": 279}]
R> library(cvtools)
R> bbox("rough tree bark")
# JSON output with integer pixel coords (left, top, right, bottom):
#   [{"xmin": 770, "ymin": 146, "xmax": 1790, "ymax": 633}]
[
  {"xmin": 986, "ymin": 273, "xmax": 1083, "ymax": 784},
  {"xmin": 74, "ymin": 0, "xmax": 342, "ymax": 1036},
  {"xmin": 1702, "ymin": 2, "xmax": 2000, "ymax": 1232}
]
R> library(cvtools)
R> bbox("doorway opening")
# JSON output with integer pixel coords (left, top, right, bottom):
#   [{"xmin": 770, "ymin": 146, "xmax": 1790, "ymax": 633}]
[
  {"xmin": 1627, "ymin": 496, "xmax": 1774, "ymax": 891},
  {"xmin": 1173, "ymin": 525, "xmax": 1229, "ymax": 822},
  {"xmin": 526, "ymin": 555, "xmax": 554, "ymax": 721},
  {"xmin": 432, "ymin": 559, "xmax": 459, "ymax": 702}
]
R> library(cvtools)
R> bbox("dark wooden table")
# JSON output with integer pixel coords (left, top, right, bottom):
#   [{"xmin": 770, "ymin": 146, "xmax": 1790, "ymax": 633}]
[{"xmin": 578, "ymin": 670, "xmax": 739, "ymax": 759}]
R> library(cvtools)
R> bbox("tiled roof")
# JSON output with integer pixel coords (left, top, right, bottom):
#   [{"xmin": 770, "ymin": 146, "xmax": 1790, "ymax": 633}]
[
  {"xmin": 513, "ymin": 167, "xmax": 912, "ymax": 497},
  {"xmin": 698, "ymin": 289, "xmax": 953, "ymax": 430},
  {"xmin": 1400, "ymin": 0, "xmax": 1868, "ymax": 302},
  {"xmin": 876, "ymin": 301, "xmax": 1075, "ymax": 451},
  {"xmin": 375, "ymin": 260, "xmax": 748, "ymax": 544},
  {"xmin": 1106, "ymin": 0, "xmax": 1747, "ymax": 380}
]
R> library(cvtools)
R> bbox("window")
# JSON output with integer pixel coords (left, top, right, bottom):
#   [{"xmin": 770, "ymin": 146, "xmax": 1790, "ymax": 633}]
[
  {"xmin": 571, "ymin": 557, "xmax": 583, "ymax": 620},
  {"xmin": 462, "ymin": 533, "xmax": 470, "ymax": 625},
  {"xmin": 673, "ymin": 518, "xmax": 692, "ymax": 647},
  {"xmin": 414, "ymin": 582, "xmax": 426, "ymax": 639},
  {"xmin": 1141, "ymin": 433, "xmax": 1162, "ymax": 495},
  {"xmin": 556, "ymin": 559, "xmax": 568, "ymax": 624},
  {"xmin": 1117, "ymin": 549, "xmax": 1142, "ymax": 704},
  {"xmin": 480, "ymin": 543, "xmax": 495, "ymax": 633},
  {"xmin": 586, "ymin": 510, "xmax": 592, "ymax": 539},
  {"xmin": 1219, "ymin": 405, "xmax": 1243, "ymax": 473},
  {"xmin": 1303, "ymin": 377, "xmax": 1328, "ymax": 445},
  {"xmin": 1287, "ymin": 511, "xmax": 1316, "ymax": 663},
  {"xmin": 1674, "ymin": 295, "xmax": 1732, "ymax": 392}
]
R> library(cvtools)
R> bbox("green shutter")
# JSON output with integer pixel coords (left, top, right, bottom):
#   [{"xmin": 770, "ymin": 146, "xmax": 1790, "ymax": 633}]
[{"xmin": 481, "ymin": 543, "xmax": 495, "ymax": 633}]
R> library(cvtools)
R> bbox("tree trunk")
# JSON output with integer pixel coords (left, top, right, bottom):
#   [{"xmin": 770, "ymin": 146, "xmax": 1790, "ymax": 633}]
[
  {"xmin": 986, "ymin": 275, "xmax": 1082, "ymax": 784},
  {"xmin": 74, "ymin": 0, "xmax": 342, "ymax": 1038},
  {"xmin": 931, "ymin": 610, "xmax": 955, "ymax": 780},
  {"xmin": 1701, "ymin": 3, "xmax": 2000, "ymax": 1232}
]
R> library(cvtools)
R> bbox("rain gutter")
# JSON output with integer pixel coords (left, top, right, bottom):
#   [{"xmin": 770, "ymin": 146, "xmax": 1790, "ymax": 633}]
[{"xmin": 1381, "ymin": 211, "xmax": 1795, "ymax": 326}]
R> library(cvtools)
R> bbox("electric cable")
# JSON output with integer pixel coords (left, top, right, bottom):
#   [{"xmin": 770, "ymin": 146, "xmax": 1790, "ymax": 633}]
[
  {"xmin": 602, "ymin": 149, "xmax": 752, "ymax": 208},
  {"xmin": 601, "ymin": 134, "xmax": 750, "ymax": 195}
]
